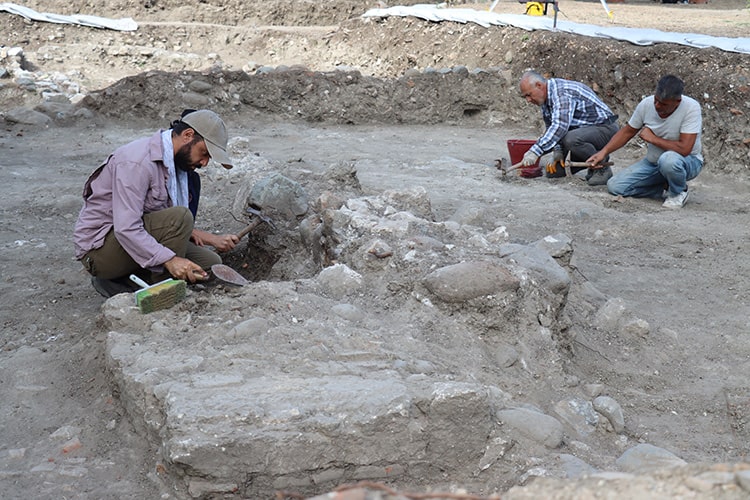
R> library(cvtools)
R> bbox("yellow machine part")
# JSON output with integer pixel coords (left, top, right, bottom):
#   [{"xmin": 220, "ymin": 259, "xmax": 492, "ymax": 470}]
[{"xmin": 525, "ymin": 2, "xmax": 544, "ymax": 16}]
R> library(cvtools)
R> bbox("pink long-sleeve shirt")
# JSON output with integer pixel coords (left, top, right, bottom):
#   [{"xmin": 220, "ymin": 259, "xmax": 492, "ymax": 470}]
[{"xmin": 73, "ymin": 131, "xmax": 176, "ymax": 269}]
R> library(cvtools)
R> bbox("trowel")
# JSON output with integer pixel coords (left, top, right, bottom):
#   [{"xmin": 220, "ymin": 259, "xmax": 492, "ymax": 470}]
[
  {"xmin": 210, "ymin": 264, "xmax": 248, "ymax": 286},
  {"xmin": 193, "ymin": 264, "xmax": 248, "ymax": 286}
]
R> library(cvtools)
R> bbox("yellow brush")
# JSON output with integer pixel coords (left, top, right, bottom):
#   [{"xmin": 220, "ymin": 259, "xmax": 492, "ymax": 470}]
[{"xmin": 129, "ymin": 275, "xmax": 187, "ymax": 314}]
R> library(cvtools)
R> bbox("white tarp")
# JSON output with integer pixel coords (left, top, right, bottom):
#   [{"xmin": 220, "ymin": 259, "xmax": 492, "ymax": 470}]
[
  {"xmin": 362, "ymin": 4, "xmax": 750, "ymax": 55},
  {"xmin": 0, "ymin": 2, "xmax": 138, "ymax": 31}
]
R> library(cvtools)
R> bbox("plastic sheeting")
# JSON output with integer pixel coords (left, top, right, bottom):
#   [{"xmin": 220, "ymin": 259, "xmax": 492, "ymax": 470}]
[
  {"xmin": 362, "ymin": 4, "xmax": 750, "ymax": 55},
  {"xmin": 0, "ymin": 2, "xmax": 138, "ymax": 31}
]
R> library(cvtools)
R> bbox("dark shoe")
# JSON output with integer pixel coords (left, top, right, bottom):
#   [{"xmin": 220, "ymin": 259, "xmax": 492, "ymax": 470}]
[
  {"xmin": 570, "ymin": 166, "xmax": 587, "ymax": 176},
  {"xmin": 586, "ymin": 166, "xmax": 613, "ymax": 186},
  {"xmin": 91, "ymin": 276, "xmax": 138, "ymax": 298}
]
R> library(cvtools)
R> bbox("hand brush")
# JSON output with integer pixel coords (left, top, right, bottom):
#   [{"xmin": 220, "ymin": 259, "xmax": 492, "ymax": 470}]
[{"xmin": 129, "ymin": 275, "xmax": 187, "ymax": 314}]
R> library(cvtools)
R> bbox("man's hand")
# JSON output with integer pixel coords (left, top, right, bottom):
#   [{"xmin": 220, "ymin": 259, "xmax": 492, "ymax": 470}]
[
  {"xmin": 210, "ymin": 234, "xmax": 240, "ymax": 253},
  {"xmin": 638, "ymin": 127, "xmax": 657, "ymax": 144},
  {"xmin": 638, "ymin": 126, "xmax": 697, "ymax": 157},
  {"xmin": 587, "ymin": 151, "xmax": 607, "ymax": 167},
  {"xmin": 192, "ymin": 229, "xmax": 239, "ymax": 253},
  {"xmin": 164, "ymin": 256, "xmax": 207, "ymax": 282},
  {"xmin": 522, "ymin": 150, "xmax": 539, "ymax": 167}
]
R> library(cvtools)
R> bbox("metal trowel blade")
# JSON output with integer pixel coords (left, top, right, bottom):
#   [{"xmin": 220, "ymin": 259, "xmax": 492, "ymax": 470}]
[{"xmin": 211, "ymin": 264, "xmax": 248, "ymax": 286}]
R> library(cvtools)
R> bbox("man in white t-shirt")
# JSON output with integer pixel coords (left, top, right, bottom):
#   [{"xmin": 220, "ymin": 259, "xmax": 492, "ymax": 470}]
[{"xmin": 587, "ymin": 75, "xmax": 703, "ymax": 209}]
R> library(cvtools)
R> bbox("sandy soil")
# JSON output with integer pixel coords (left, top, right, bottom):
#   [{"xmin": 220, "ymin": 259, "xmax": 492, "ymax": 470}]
[{"xmin": 2, "ymin": 0, "xmax": 750, "ymax": 499}]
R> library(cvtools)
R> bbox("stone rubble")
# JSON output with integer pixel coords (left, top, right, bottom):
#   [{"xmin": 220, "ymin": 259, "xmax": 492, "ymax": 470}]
[
  {"xmin": 87, "ymin": 148, "xmax": 743, "ymax": 499},
  {"xmin": 3, "ymin": 46, "xmax": 749, "ymax": 497},
  {"xmin": 0, "ymin": 46, "xmax": 90, "ymax": 125}
]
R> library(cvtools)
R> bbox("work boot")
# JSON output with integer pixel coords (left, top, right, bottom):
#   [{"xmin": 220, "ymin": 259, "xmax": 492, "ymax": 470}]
[
  {"xmin": 570, "ymin": 166, "xmax": 587, "ymax": 176},
  {"xmin": 91, "ymin": 276, "xmax": 138, "ymax": 298},
  {"xmin": 586, "ymin": 166, "xmax": 613, "ymax": 186}
]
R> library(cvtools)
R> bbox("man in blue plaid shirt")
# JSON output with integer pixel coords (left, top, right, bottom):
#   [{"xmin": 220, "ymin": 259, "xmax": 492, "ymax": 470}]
[{"xmin": 519, "ymin": 70, "xmax": 619, "ymax": 185}]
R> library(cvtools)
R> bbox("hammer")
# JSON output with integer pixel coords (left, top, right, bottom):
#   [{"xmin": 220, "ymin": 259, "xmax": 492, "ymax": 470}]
[
  {"xmin": 237, "ymin": 205, "xmax": 276, "ymax": 239},
  {"xmin": 568, "ymin": 161, "xmax": 613, "ymax": 169},
  {"xmin": 496, "ymin": 159, "xmax": 525, "ymax": 176}
]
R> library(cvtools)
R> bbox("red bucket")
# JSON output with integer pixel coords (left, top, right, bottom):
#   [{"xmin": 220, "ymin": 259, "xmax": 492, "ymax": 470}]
[{"xmin": 507, "ymin": 139, "xmax": 542, "ymax": 178}]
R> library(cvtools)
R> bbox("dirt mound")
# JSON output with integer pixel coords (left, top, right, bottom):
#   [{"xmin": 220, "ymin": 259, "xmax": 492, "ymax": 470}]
[
  {"xmin": 4, "ymin": 3, "xmax": 750, "ymax": 172},
  {"xmin": 76, "ymin": 16, "xmax": 750, "ymax": 173},
  {"xmin": 11, "ymin": 0, "xmax": 384, "ymax": 25}
]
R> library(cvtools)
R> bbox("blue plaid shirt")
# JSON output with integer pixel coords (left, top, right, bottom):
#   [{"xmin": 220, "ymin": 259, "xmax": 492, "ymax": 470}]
[{"xmin": 531, "ymin": 78, "xmax": 615, "ymax": 157}]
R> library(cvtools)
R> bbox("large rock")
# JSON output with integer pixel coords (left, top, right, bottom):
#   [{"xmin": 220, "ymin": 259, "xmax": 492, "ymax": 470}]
[
  {"xmin": 497, "ymin": 407, "xmax": 564, "ymax": 448},
  {"xmin": 4, "ymin": 107, "xmax": 52, "ymax": 126},
  {"xmin": 616, "ymin": 443, "xmax": 687, "ymax": 473},
  {"xmin": 249, "ymin": 172, "xmax": 309, "ymax": 217},
  {"xmin": 423, "ymin": 260, "xmax": 519, "ymax": 303}
]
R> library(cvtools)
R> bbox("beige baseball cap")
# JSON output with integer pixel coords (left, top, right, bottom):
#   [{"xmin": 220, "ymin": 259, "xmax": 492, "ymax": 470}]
[{"xmin": 181, "ymin": 110, "xmax": 233, "ymax": 169}]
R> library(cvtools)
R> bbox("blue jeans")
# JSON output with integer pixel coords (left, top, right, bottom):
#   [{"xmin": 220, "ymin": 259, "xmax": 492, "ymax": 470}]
[{"xmin": 607, "ymin": 151, "xmax": 703, "ymax": 199}]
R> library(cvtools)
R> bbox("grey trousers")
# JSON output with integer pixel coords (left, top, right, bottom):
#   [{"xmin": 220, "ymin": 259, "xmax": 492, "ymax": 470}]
[
  {"xmin": 561, "ymin": 121, "xmax": 620, "ymax": 163},
  {"xmin": 82, "ymin": 206, "xmax": 221, "ymax": 281}
]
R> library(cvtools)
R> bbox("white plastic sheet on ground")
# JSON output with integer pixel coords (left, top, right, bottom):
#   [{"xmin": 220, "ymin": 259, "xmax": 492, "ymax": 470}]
[
  {"xmin": 0, "ymin": 2, "xmax": 138, "ymax": 31},
  {"xmin": 362, "ymin": 4, "xmax": 750, "ymax": 55}
]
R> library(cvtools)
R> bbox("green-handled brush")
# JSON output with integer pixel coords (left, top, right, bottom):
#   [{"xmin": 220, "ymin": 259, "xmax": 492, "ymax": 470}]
[{"xmin": 129, "ymin": 275, "xmax": 187, "ymax": 314}]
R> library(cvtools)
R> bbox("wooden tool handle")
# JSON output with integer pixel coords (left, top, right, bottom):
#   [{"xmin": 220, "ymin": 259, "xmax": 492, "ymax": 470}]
[
  {"xmin": 236, "ymin": 218, "xmax": 264, "ymax": 240},
  {"xmin": 501, "ymin": 161, "xmax": 525, "ymax": 174},
  {"xmin": 567, "ymin": 161, "xmax": 614, "ymax": 168},
  {"xmin": 192, "ymin": 269, "xmax": 210, "ymax": 281}
]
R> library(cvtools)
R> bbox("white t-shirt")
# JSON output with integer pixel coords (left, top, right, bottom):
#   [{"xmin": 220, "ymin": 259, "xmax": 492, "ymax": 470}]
[{"xmin": 629, "ymin": 95, "xmax": 703, "ymax": 163}]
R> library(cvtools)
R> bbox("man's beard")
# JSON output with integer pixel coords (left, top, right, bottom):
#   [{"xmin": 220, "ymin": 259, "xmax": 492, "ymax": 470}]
[{"xmin": 174, "ymin": 142, "xmax": 200, "ymax": 172}]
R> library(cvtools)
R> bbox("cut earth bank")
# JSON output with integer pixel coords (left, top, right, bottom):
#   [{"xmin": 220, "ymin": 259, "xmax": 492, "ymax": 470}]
[{"xmin": 2, "ymin": 1, "xmax": 750, "ymax": 499}]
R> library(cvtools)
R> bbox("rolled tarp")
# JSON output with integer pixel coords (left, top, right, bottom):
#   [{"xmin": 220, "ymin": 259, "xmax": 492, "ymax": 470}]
[{"xmin": 0, "ymin": 2, "xmax": 138, "ymax": 31}]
